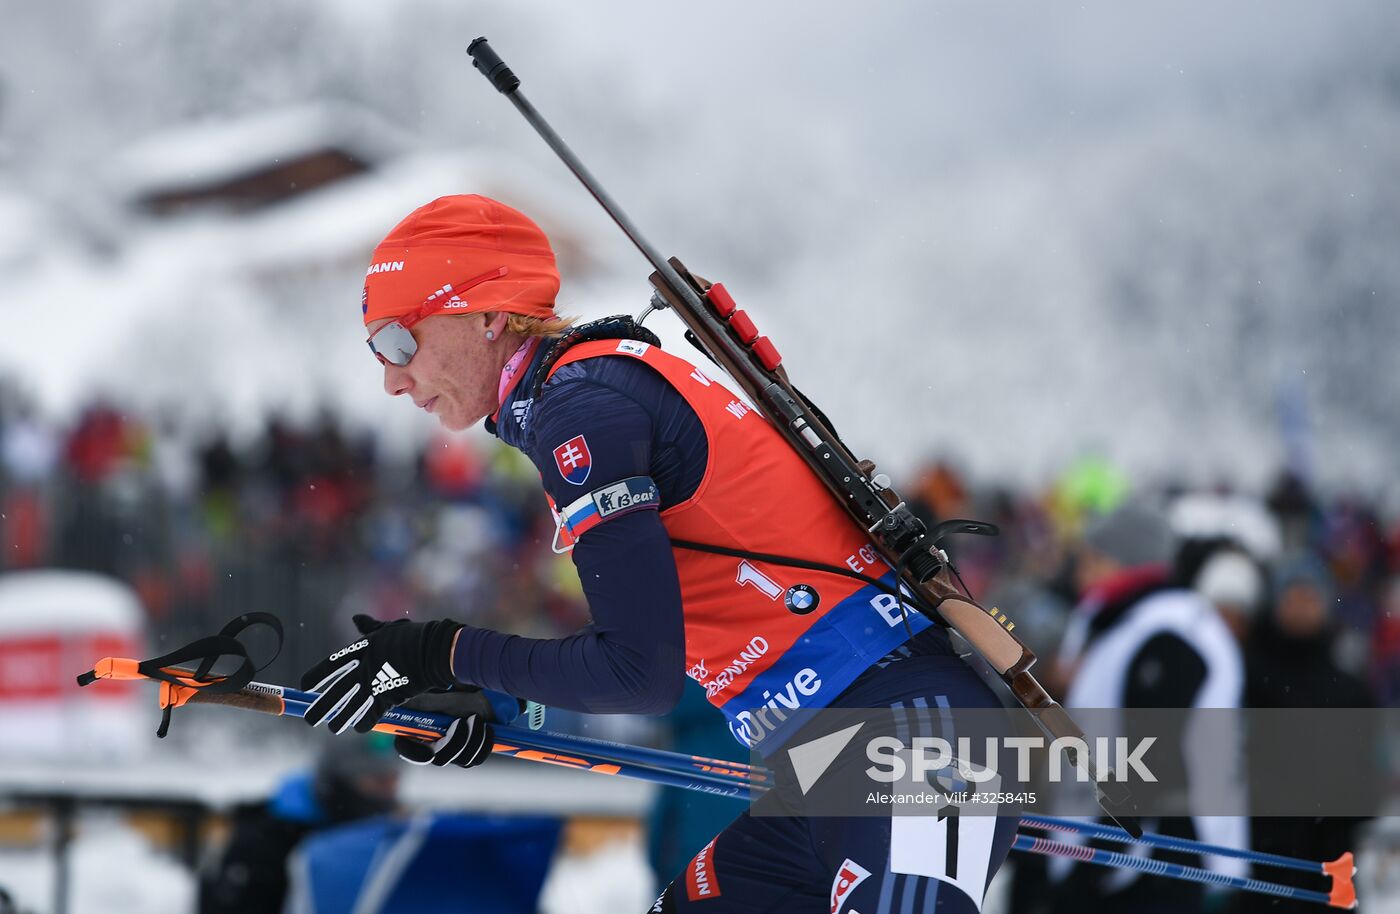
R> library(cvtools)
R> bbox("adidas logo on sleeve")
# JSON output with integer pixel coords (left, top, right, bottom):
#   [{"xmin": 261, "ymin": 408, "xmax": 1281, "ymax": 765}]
[{"xmin": 371, "ymin": 661, "xmax": 411, "ymax": 696}]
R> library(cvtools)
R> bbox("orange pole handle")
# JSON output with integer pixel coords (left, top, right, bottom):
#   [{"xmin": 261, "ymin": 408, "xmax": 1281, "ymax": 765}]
[{"xmin": 1323, "ymin": 852, "xmax": 1357, "ymax": 910}]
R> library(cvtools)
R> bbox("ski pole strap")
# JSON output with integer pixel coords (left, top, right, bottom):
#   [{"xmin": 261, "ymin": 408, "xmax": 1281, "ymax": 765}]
[
  {"xmin": 76, "ymin": 612, "xmax": 284, "ymax": 738},
  {"xmin": 190, "ymin": 613, "xmax": 282, "ymax": 680}
]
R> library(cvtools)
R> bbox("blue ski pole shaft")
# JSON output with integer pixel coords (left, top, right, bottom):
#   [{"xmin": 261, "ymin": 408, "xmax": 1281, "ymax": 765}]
[
  {"xmin": 184, "ymin": 678, "xmax": 1355, "ymax": 906},
  {"xmin": 203, "ymin": 681, "xmax": 762, "ymax": 797},
  {"xmin": 97, "ymin": 658, "xmax": 1356, "ymax": 908},
  {"xmin": 1020, "ymin": 814, "xmax": 1325, "ymax": 874},
  {"xmin": 478, "ymin": 727, "xmax": 1354, "ymax": 907},
  {"xmin": 488, "ymin": 723, "xmax": 764, "ymax": 789},
  {"xmin": 452, "ymin": 711, "xmax": 1356, "ymax": 906},
  {"xmin": 275, "ymin": 684, "xmax": 763, "ymax": 786},
  {"xmin": 1012, "ymin": 834, "xmax": 1354, "ymax": 909},
  {"xmin": 472, "ymin": 724, "xmax": 1342, "ymax": 890},
  {"xmin": 483, "ymin": 726, "xmax": 756, "ymax": 801}
]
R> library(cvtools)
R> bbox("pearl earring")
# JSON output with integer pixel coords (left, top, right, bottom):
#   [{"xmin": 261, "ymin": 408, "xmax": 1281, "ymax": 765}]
[{"xmin": 485, "ymin": 330, "xmax": 496, "ymax": 340}]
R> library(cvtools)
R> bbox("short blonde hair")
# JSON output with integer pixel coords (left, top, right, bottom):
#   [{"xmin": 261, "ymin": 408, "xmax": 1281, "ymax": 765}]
[{"xmin": 505, "ymin": 313, "xmax": 577, "ymax": 338}]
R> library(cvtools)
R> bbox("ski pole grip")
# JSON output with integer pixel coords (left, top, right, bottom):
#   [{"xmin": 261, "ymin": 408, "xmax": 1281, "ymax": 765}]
[
  {"xmin": 187, "ymin": 688, "xmax": 285, "ymax": 716},
  {"xmin": 468, "ymin": 37, "xmax": 520, "ymax": 94}
]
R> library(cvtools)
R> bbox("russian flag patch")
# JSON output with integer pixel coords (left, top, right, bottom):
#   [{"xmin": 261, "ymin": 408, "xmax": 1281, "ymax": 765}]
[{"xmin": 553, "ymin": 435, "xmax": 593, "ymax": 486}]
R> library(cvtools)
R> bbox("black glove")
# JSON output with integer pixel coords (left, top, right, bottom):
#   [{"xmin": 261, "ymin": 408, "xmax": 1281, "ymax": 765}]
[
  {"xmin": 395, "ymin": 686, "xmax": 496, "ymax": 769},
  {"xmin": 300, "ymin": 614, "xmax": 461, "ymax": 735}
]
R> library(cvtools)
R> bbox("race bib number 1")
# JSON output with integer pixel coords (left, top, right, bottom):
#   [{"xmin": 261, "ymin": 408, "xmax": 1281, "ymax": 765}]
[{"xmin": 889, "ymin": 761, "xmax": 1000, "ymax": 911}]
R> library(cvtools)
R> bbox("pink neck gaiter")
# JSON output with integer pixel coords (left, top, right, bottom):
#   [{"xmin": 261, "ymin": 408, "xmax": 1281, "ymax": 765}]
[{"xmin": 497, "ymin": 336, "xmax": 541, "ymax": 410}]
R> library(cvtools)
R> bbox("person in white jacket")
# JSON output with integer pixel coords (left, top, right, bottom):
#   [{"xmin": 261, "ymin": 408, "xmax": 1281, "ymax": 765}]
[{"xmin": 1050, "ymin": 501, "xmax": 1247, "ymax": 914}]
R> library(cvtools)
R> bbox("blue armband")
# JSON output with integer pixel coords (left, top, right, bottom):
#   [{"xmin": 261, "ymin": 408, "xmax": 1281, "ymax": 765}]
[{"xmin": 556, "ymin": 475, "xmax": 661, "ymax": 539}]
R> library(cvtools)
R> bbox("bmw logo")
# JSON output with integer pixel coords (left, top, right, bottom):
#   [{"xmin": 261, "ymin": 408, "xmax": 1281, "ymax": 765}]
[{"xmin": 784, "ymin": 584, "xmax": 820, "ymax": 615}]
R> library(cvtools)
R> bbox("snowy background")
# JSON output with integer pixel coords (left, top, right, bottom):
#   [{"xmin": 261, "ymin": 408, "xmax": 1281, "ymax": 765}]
[
  {"xmin": 2, "ymin": 0, "xmax": 1398, "ymax": 496},
  {"xmin": 2, "ymin": 3, "xmax": 1399, "ymax": 912}
]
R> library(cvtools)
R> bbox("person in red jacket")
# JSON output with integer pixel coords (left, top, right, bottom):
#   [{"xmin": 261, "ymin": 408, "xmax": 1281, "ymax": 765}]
[{"xmin": 301, "ymin": 195, "xmax": 1016, "ymax": 911}]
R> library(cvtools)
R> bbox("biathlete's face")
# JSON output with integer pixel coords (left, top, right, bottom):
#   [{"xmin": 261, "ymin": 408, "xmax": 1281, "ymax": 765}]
[{"xmin": 369, "ymin": 312, "xmax": 507, "ymax": 432}]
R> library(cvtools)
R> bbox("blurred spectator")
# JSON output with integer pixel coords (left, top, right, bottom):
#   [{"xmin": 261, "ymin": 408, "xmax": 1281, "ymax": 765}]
[
  {"xmin": 197, "ymin": 430, "xmax": 242, "ymax": 543},
  {"xmin": 908, "ymin": 457, "xmax": 970, "ymax": 527},
  {"xmin": 1193, "ymin": 548, "xmax": 1265, "ymax": 642},
  {"xmin": 0, "ymin": 398, "xmax": 56, "ymax": 570},
  {"xmin": 1373, "ymin": 575, "xmax": 1400, "ymax": 705},
  {"xmin": 1240, "ymin": 555, "xmax": 1373, "ymax": 914},
  {"xmin": 148, "ymin": 411, "xmax": 199, "ymax": 505},
  {"xmin": 198, "ymin": 738, "xmax": 401, "ymax": 914},
  {"xmin": 0, "ymin": 398, "xmax": 57, "ymax": 485},
  {"xmin": 1265, "ymin": 469, "xmax": 1321, "ymax": 554},
  {"xmin": 1054, "ymin": 454, "xmax": 1131, "ymax": 521},
  {"xmin": 1245, "ymin": 556, "xmax": 1369, "ymax": 709},
  {"xmin": 63, "ymin": 401, "xmax": 133, "ymax": 485},
  {"xmin": 1169, "ymin": 493, "xmax": 1282, "ymax": 571},
  {"xmin": 1322, "ymin": 498, "xmax": 1390, "ymax": 655},
  {"xmin": 1045, "ymin": 502, "xmax": 1246, "ymax": 914},
  {"xmin": 423, "ymin": 430, "xmax": 486, "ymax": 501},
  {"xmin": 1054, "ymin": 500, "xmax": 1177, "ymax": 681}
]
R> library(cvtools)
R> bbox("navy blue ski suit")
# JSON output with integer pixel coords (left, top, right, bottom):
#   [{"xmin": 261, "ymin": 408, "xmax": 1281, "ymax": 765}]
[{"xmin": 451, "ymin": 338, "xmax": 1017, "ymax": 912}]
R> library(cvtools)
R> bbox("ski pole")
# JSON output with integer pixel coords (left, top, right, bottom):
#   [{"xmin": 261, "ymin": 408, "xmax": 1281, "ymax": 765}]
[
  {"xmin": 479, "ymin": 723, "xmax": 1353, "ymax": 901},
  {"xmin": 1020, "ymin": 814, "xmax": 1346, "ymax": 876},
  {"xmin": 79, "ymin": 657, "xmax": 1357, "ymax": 908},
  {"xmin": 486, "ymin": 731, "xmax": 1355, "ymax": 904},
  {"xmin": 1012, "ymin": 833, "xmax": 1357, "ymax": 910},
  {"xmin": 148, "ymin": 669, "xmax": 1365, "ymax": 904},
  {"xmin": 283, "ymin": 685, "xmax": 763, "ymax": 795},
  {"xmin": 78, "ymin": 657, "xmax": 762, "ymax": 797},
  {"xmin": 476, "ymin": 722, "xmax": 1356, "ymax": 908},
  {"xmin": 486, "ymin": 723, "xmax": 755, "ymax": 800}
]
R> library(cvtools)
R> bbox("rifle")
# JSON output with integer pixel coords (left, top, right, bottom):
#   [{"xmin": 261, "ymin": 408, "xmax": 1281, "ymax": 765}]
[{"xmin": 466, "ymin": 38, "xmax": 1140, "ymax": 836}]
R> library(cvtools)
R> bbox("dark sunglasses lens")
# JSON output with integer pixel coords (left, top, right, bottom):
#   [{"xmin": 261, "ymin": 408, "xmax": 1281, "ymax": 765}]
[{"xmin": 368, "ymin": 323, "xmax": 416, "ymax": 366}]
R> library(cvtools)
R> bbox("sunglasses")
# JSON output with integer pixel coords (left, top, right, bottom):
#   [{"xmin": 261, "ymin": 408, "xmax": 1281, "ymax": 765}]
[{"xmin": 367, "ymin": 267, "xmax": 506, "ymax": 367}]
